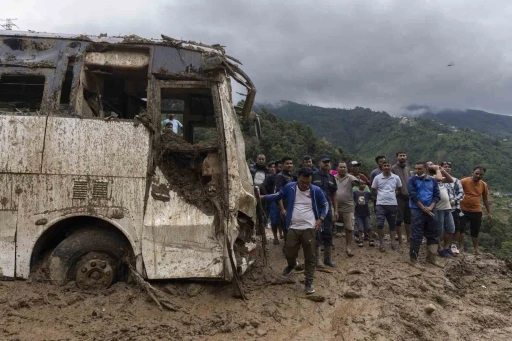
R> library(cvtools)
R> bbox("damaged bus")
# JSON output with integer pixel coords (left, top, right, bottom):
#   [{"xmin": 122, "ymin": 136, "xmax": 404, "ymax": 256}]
[{"xmin": 0, "ymin": 30, "xmax": 259, "ymax": 290}]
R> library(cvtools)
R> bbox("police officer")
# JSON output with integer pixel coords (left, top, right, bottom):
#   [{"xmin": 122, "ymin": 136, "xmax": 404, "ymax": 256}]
[{"xmin": 312, "ymin": 155, "xmax": 338, "ymax": 267}]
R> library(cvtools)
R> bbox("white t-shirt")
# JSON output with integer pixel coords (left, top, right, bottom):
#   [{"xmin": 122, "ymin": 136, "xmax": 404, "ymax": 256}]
[
  {"xmin": 436, "ymin": 182, "xmax": 451, "ymax": 210},
  {"xmin": 290, "ymin": 186, "xmax": 316, "ymax": 230},
  {"xmin": 253, "ymin": 170, "xmax": 266, "ymax": 186},
  {"xmin": 162, "ymin": 118, "xmax": 183, "ymax": 134},
  {"xmin": 372, "ymin": 173, "xmax": 402, "ymax": 205}
]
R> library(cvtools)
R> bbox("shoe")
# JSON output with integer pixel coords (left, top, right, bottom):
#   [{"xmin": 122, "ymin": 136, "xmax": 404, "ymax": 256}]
[
  {"xmin": 446, "ymin": 248, "xmax": 457, "ymax": 257},
  {"xmin": 305, "ymin": 282, "xmax": 315, "ymax": 295},
  {"xmin": 282, "ymin": 265, "xmax": 295, "ymax": 276},
  {"xmin": 335, "ymin": 233, "xmax": 342, "ymax": 238},
  {"xmin": 294, "ymin": 263, "xmax": 305, "ymax": 273},
  {"xmin": 273, "ymin": 238, "xmax": 279, "ymax": 245},
  {"xmin": 369, "ymin": 240, "xmax": 376, "ymax": 247},
  {"xmin": 438, "ymin": 249, "xmax": 451, "ymax": 258},
  {"xmin": 426, "ymin": 245, "xmax": 444, "ymax": 267},
  {"xmin": 451, "ymin": 244, "xmax": 459, "ymax": 255},
  {"xmin": 358, "ymin": 241, "xmax": 364, "ymax": 248}
]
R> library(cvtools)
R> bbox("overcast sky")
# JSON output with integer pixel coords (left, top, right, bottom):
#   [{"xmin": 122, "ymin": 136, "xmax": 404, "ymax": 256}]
[{"xmin": 4, "ymin": 0, "xmax": 512, "ymax": 115}]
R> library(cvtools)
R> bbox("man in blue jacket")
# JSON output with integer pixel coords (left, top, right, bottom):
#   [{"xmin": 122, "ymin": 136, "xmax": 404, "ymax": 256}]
[
  {"xmin": 262, "ymin": 167, "xmax": 329, "ymax": 295},
  {"xmin": 408, "ymin": 161, "xmax": 441, "ymax": 265}
]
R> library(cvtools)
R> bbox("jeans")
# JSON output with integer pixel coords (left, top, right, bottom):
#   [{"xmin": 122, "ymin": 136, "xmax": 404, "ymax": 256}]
[
  {"xmin": 355, "ymin": 216, "xmax": 371, "ymax": 234},
  {"xmin": 435, "ymin": 209, "xmax": 455, "ymax": 236},
  {"xmin": 285, "ymin": 228, "xmax": 316, "ymax": 283},
  {"xmin": 410, "ymin": 208, "xmax": 438, "ymax": 259}
]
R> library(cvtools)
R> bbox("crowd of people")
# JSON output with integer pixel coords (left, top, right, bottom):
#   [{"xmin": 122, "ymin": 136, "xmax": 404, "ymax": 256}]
[{"xmin": 250, "ymin": 152, "xmax": 492, "ymax": 295}]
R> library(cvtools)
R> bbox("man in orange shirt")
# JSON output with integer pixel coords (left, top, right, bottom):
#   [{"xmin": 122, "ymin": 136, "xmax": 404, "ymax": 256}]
[{"xmin": 459, "ymin": 166, "xmax": 491, "ymax": 255}]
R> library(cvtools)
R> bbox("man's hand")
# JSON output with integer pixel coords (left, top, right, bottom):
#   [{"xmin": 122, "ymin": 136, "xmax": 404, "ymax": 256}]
[
  {"xmin": 422, "ymin": 206, "xmax": 435, "ymax": 217},
  {"xmin": 280, "ymin": 209, "xmax": 287, "ymax": 218},
  {"xmin": 334, "ymin": 212, "xmax": 339, "ymax": 221},
  {"xmin": 314, "ymin": 219, "xmax": 323, "ymax": 231},
  {"xmin": 450, "ymin": 200, "xmax": 455, "ymax": 207},
  {"xmin": 487, "ymin": 213, "xmax": 492, "ymax": 220}
]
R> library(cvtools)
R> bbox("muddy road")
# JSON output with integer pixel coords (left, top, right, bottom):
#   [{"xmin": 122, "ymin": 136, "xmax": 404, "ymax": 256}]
[{"xmin": 1, "ymin": 230, "xmax": 512, "ymax": 341}]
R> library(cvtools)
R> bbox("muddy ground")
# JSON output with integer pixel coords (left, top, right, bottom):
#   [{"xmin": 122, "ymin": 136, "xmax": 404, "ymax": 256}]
[{"xmin": 1, "ymin": 230, "xmax": 512, "ymax": 341}]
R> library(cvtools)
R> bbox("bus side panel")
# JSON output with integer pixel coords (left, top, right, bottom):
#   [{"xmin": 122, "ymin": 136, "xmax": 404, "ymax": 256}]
[
  {"xmin": 15, "ymin": 174, "xmax": 145, "ymax": 278},
  {"xmin": 0, "ymin": 173, "xmax": 17, "ymax": 278},
  {"xmin": 0, "ymin": 115, "xmax": 46, "ymax": 173},
  {"xmin": 142, "ymin": 167, "xmax": 224, "ymax": 280},
  {"xmin": 41, "ymin": 117, "xmax": 150, "ymax": 178}
]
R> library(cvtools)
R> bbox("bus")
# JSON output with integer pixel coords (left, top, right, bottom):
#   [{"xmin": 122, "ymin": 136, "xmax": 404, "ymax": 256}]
[{"xmin": 0, "ymin": 30, "xmax": 259, "ymax": 290}]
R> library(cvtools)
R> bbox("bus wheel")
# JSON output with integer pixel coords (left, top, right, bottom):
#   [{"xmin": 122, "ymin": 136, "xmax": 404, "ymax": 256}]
[{"xmin": 48, "ymin": 227, "xmax": 130, "ymax": 290}]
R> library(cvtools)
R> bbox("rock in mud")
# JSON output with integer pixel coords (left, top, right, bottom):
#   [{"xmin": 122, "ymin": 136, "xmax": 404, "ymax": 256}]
[
  {"xmin": 187, "ymin": 283, "xmax": 203, "ymax": 297},
  {"xmin": 344, "ymin": 290, "xmax": 362, "ymax": 299},
  {"xmin": 348, "ymin": 269, "xmax": 364, "ymax": 275},
  {"xmin": 250, "ymin": 320, "xmax": 261, "ymax": 328},
  {"xmin": 256, "ymin": 328, "xmax": 268, "ymax": 337},
  {"xmin": 306, "ymin": 295, "xmax": 326, "ymax": 302},
  {"xmin": 425, "ymin": 303, "xmax": 436, "ymax": 314}
]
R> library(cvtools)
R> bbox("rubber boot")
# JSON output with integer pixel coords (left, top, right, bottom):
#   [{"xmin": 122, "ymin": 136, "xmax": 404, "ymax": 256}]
[
  {"xmin": 409, "ymin": 242, "xmax": 420, "ymax": 265},
  {"xmin": 324, "ymin": 245, "xmax": 337, "ymax": 267},
  {"xmin": 316, "ymin": 246, "xmax": 324, "ymax": 268},
  {"xmin": 426, "ymin": 244, "xmax": 443, "ymax": 268}
]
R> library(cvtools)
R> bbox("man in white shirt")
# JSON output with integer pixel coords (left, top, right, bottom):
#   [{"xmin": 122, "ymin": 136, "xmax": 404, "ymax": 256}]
[
  {"xmin": 162, "ymin": 114, "xmax": 183, "ymax": 134},
  {"xmin": 371, "ymin": 160, "xmax": 402, "ymax": 252}
]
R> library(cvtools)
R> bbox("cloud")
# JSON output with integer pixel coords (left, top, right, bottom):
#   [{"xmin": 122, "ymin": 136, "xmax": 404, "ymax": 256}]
[{"xmin": 3, "ymin": 0, "xmax": 512, "ymax": 115}]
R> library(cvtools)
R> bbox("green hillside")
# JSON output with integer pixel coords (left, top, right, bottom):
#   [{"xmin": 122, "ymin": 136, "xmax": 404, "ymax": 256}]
[
  {"xmin": 264, "ymin": 101, "xmax": 512, "ymax": 192},
  {"xmin": 419, "ymin": 107, "xmax": 512, "ymax": 138}
]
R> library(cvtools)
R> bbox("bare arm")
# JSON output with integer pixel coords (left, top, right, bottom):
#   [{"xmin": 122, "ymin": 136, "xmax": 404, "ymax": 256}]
[
  {"xmin": 440, "ymin": 168, "xmax": 454, "ymax": 183},
  {"xmin": 483, "ymin": 193, "xmax": 492, "ymax": 219}
]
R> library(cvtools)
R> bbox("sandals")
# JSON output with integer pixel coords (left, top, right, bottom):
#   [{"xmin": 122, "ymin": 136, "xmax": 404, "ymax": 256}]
[
  {"xmin": 273, "ymin": 238, "xmax": 280, "ymax": 245},
  {"xmin": 357, "ymin": 241, "xmax": 364, "ymax": 248},
  {"xmin": 369, "ymin": 240, "xmax": 376, "ymax": 247},
  {"xmin": 346, "ymin": 250, "xmax": 354, "ymax": 257}
]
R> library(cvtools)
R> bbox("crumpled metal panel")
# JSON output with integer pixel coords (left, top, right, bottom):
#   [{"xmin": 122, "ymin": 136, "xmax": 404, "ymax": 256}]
[
  {"xmin": 217, "ymin": 77, "xmax": 257, "ymax": 219},
  {"xmin": 0, "ymin": 115, "xmax": 46, "ymax": 173},
  {"xmin": 42, "ymin": 117, "xmax": 150, "ymax": 178},
  {"xmin": 142, "ymin": 167, "xmax": 224, "ymax": 279},
  {"xmin": 14, "ymin": 174, "xmax": 145, "ymax": 278}
]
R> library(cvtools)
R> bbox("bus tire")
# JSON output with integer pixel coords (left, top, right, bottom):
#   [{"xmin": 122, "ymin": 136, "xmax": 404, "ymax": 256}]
[{"xmin": 48, "ymin": 227, "xmax": 130, "ymax": 290}]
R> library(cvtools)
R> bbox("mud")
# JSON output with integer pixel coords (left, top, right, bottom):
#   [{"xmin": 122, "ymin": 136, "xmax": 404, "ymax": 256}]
[
  {"xmin": 2, "ymin": 230, "xmax": 512, "ymax": 341},
  {"xmin": 158, "ymin": 131, "xmax": 220, "ymax": 215}
]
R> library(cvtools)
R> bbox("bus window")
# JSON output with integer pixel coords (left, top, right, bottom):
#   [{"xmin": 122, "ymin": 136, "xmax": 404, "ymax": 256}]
[
  {"xmin": 0, "ymin": 74, "xmax": 45, "ymax": 114},
  {"xmin": 160, "ymin": 88, "xmax": 217, "ymax": 145},
  {"xmin": 79, "ymin": 49, "xmax": 149, "ymax": 119}
]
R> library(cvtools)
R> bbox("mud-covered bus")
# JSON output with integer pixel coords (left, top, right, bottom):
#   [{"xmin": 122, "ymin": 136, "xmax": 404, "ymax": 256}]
[{"xmin": 0, "ymin": 30, "xmax": 259, "ymax": 290}]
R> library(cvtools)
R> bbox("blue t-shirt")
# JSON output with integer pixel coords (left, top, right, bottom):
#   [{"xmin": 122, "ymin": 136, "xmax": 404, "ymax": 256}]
[{"xmin": 353, "ymin": 191, "xmax": 372, "ymax": 217}]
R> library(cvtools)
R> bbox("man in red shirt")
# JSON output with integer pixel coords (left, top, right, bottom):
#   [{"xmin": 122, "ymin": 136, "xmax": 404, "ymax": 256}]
[{"xmin": 459, "ymin": 166, "xmax": 491, "ymax": 255}]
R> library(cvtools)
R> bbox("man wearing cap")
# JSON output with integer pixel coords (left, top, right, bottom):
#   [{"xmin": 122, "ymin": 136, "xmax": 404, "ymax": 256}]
[
  {"xmin": 349, "ymin": 161, "xmax": 371, "ymax": 187},
  {"xmin": 312, "ymin": 155, "xmax": 338, "ymax": 267}
]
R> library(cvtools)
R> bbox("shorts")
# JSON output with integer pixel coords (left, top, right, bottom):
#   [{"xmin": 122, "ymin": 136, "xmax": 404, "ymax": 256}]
[
  {"xmin": 355, "ymin": 216, "xmax": 371, "ymax": 233},
  {"xmin": 435, "ymin": 209, "xmax": 455, "ymax": 236},
  {"xmin": 396, "ymin": 196, "xmax": 411, "ymax": 226},
  {"xmin": 375, "ymin": 205, "xmax": 399, "ymax": 231},
  {"xmin": 460, "ymin": 211, "xmax": 483, "ymax": 238},
  {"xmin": 335, "ymin": 212, "xmax": 355, "ymax": 231}
]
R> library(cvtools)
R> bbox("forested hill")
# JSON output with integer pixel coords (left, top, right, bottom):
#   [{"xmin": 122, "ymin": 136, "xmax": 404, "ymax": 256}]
[
  {"xmin": 413, "ymin": 106, "xmax": 512, "ymax": 138},
  {"xmin": 253, "ymin": 101, "xmax": 512, "ymax": 192}
]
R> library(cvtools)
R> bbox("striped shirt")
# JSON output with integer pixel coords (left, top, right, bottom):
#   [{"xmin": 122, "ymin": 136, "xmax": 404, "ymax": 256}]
[{"xmin": 445, "ymin": 177, "xmax": 464, "ymax": 210}]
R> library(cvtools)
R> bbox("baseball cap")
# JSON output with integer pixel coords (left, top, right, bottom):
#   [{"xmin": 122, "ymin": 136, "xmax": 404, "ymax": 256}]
[
  {"xmin": 319, "ymin": 155, "xmax": 331, "ymax": 162},
  {"xmin": 349, "ymin": 161, "xmax": 361, "ymax": 167}
]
